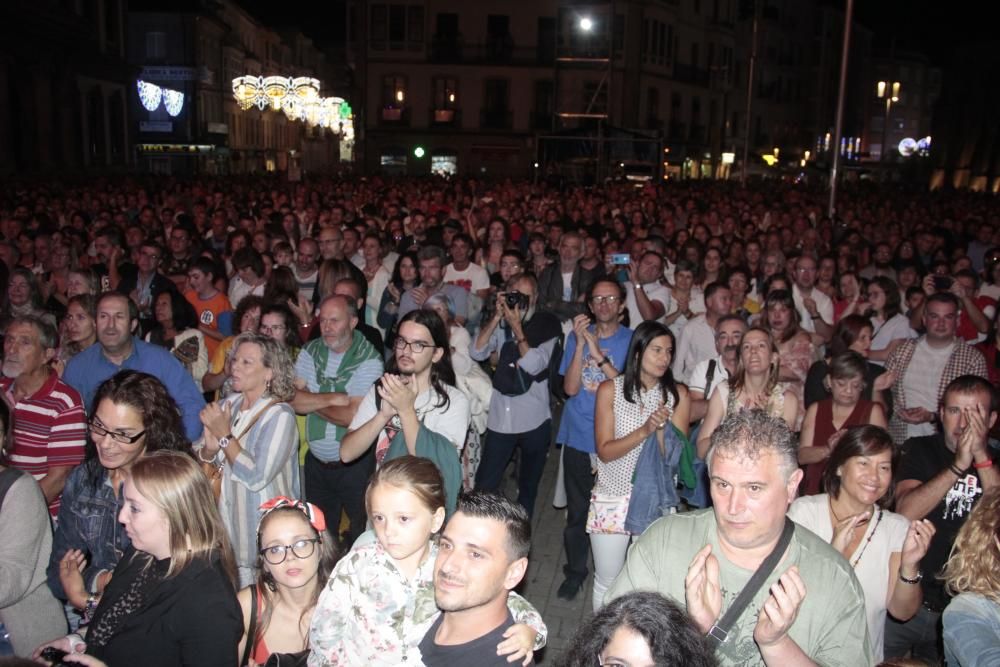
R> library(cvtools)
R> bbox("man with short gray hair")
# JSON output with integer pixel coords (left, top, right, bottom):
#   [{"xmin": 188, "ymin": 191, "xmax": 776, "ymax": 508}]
[
  {"xmin": 607, "ymin": 410, "xmax": 872, "ymax": 666},
  {"xmin": 1, "ymin": 316, "xmax": 87, "ymax": 516}
]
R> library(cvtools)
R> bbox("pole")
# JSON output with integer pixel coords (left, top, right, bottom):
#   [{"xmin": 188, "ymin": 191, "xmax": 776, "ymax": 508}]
[
  {"xmin": 740, "ymin": 0, "xmax": 760, "ymax": 187},
  {"xmin": 827, "ymin": 0, "xmax": 853, "ymax": 220},
  {"xmin": 881, "ymin": 95, "xmax": 891, "ymax": 163}
]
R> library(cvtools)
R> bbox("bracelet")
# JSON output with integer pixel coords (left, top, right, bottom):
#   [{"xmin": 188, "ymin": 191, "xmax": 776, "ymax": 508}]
[
  {"xmin": 973, "ymin": 459, "xmax": 994, "ymax": 469},
  {"xmin": 811, "ymin": 313, "xmax": 821, "ymax": 320},
  {"xmin": 898, "ymin": 570, "xmax": 923, "ymax": 585},
  {"xmin": 598, "ymin": 356, "xmax": 610, "ymax": 367},
  {"xmin": 949, "ymin": 463, "xmax": 968, "ymax": 477},
  {"xmin": 196, "ymin": 448, "xmax": 217, "ymax": 464}
]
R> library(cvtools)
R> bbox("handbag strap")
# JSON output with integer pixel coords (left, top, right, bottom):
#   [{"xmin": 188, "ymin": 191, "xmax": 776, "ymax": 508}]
[
  {"xmin": 233, "ymin": 398, "xmax": 281, "ymax": 440},
  {"xmin": 242, "ymin": 583, "xmax": 259, "ymax": 667},
  {"xmin": 707, "ymin": 517, "xmax": 795, "ymax": 646}
]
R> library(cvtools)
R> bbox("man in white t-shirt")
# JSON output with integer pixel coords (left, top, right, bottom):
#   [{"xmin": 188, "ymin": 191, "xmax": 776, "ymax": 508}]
[
  {"xmin": 341, "ymin": 309, "xmax": 470, "ymax": 466},
  {"xmin": 444, "ymin": 234, "xmax": 491, "ymax": 326},
  {"xmin": 884, "ymin": 292, "xmax": 988, "ymax": 444},
  {"xmin": 791, "ymin": 254, "xmax": 833, "ymax": 340},
  {"xmin": 623, "ymin": 251, "xmax": 670, "ymax": 327},
  {"xmin": 688, "ymin": 315, "xmax": 746, "ymax": 422},
  {"xmin": 675, "ymin": 282, "xmax": 732, "ymax": 383}
]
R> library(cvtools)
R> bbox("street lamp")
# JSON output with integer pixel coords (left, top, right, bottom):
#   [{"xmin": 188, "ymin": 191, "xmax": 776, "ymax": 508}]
[
  {"xmin": 877, "ymin": 80, "xmax": 900, "ymax": 162},
  {"xmin": 579, "ymin": 16, "xmax": 594, "ymax": 31}
]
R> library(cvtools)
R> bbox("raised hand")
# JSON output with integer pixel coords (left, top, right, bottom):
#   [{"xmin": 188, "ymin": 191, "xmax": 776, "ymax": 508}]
[
  {"xmin": 831, "ymin": 510, "xmax": 870, "ymax": 557},
  {"xmin": 900, "ymin": 518, "xmax": 935, "ymax": 571},
  {"xmin": 59, "ymin": 549, "xmax": 89, "ymax": 608},
  {"xmin": 199, "ymin": 401, "xmax": 233, "ymax": 439},
  {"xmin": 378, "ymin": 374, "xmax": 418, "ymax": 416},
  {"xmin": 684, "ymin": 544, "xmax": 722, "ymax": 633},
  {"xmin": 753, "ymin": 566, "xmax": 807, "ymax": 648}
]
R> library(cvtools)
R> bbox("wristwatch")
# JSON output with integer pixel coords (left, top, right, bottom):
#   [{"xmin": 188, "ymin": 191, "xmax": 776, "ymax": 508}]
[{"xmin": 218, "ymin": 433, "xmax": 234, "ymax": 449}]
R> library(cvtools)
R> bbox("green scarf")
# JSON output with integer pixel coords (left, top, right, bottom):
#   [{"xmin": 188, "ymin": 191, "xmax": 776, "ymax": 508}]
[{"xmin": 305, "ymin": 331, "xmax": 381, "ymax": 442}]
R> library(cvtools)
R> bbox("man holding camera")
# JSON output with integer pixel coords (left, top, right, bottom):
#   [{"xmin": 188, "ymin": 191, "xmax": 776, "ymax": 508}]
[
  {"xmin": 471, "ymin": 274, "xmax": 562, "ymax": 517},
  {"xmin": 885, "ymin": 292, "xmax": 988, "ymax": 444}
]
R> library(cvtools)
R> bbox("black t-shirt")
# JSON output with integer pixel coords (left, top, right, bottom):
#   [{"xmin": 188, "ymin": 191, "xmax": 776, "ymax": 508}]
[
  {"xmin": 419, "ymin": 610, "xmax": 519, "ymax": 667},
  {"xmin": 898, "ymin": 434, "xmax": 991, "ymax": 610}
]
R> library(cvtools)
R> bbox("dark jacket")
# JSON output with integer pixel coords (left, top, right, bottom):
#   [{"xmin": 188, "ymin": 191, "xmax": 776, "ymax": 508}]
[
  {"xmin": 536, "ymin": 263, "xmax": 603, "ymax": 322},
  {"xmin": 87, "ymin": 547, "xmax": 241, "ymax": 667}
]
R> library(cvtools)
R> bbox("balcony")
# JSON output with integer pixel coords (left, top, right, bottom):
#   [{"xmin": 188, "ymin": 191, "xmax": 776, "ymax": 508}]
[
  {"xmin": 380, "ymin": 106, "xmax": 411, "ymax": 127},
  {"xmin": 430, "ymin": 37, "xmax": 551, "ymax": 65},
  {"xmin": 431, "ymin": 108, "xmax": 460, "ymax": 127},
  {"xmin": 673, "ymin": 63, "xmax": 710, "ymax": 86},
  {"xmin": 531, "ymin": 111, "xmax": 552, "ymax": 130},
  {"xmin": 480, "ymin": 109, "xmax": 513, "ymax": 130}
]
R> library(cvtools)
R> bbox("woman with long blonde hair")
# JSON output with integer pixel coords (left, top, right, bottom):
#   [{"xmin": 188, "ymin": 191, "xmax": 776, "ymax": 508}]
[
  {"xmin": 941, "ymin": 489, "xmax": 1000, "ymax": 666},
  {"xmin": 33, "ymin": 450, "xmax": 242, "ymax": 666}
]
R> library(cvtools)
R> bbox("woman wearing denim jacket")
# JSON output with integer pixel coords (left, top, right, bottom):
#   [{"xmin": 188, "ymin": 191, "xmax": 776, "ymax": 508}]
[{"xmin": 47, "ymin": 371, "xmax": 190, "ymax": 614}]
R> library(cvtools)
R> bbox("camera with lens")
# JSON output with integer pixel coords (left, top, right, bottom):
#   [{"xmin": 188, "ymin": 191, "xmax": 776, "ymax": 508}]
[{"xmin": 503, "ymin": 291, "xmax": 529, "ymax": 310}]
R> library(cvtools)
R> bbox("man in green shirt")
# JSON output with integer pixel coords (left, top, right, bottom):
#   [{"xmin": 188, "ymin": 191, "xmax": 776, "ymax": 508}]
[{"xmin": 607, "ymin": 410, "xmax": 873, "ymax": 667}]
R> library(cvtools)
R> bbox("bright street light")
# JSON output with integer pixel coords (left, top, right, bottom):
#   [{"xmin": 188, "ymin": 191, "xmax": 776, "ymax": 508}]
[{"xmin": 579, "ymin": 17, "xmax": 593, "ymax": 31}]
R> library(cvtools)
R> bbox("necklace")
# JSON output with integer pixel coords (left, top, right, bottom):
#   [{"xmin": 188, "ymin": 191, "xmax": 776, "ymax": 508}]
[{"xmin": 829, "ymin": 499, "xmax": 883, "ymax": 568}]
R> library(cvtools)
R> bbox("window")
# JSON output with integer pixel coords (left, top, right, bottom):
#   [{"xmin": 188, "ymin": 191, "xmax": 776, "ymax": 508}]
[
  {"xmin": 484, "ymin": 79, "xmax": 509, "ymax": 111},
  {"xmin": 613, "ymin": 14, "xmax": 625, "ymax": 53},
  {"xmin": 433, "ymin": 77, "xmax": 458, "ymax": 109},
  {"xmin": 407, "ymin": 7, "xmax": 424, "ymax": 42},
  {"xmin": 383, "ymin": 75, "xmax": 407, "ymax": 107},
  {"xmin": 582, "ymin": 80, "xmax": 607, "ymax": 114},
  {"xmin": 436, "ymin": 13, "xmax": 458, "ymax": 39},
  {"xmin": 389, "ymin": 5, "xmax": 406, "ymax": 41},
  {"xmin": 371, "ymin": 5, "xmax": 388, "ymax": 42},
  {"xmin": 145, "ymin": 31, "xmax": 166, "ymax": 60}
]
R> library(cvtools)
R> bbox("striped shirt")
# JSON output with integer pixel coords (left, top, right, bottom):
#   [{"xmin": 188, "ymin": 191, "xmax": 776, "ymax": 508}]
[{"xmin": 2, "ymin": 371, "xmax": 87, "ymax": 515}]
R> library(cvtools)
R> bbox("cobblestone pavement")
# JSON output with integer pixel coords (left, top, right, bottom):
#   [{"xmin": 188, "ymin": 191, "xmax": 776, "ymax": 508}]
[{"xmin": 499, "ymin": 441, "xmax": 593, "ymax": 665}]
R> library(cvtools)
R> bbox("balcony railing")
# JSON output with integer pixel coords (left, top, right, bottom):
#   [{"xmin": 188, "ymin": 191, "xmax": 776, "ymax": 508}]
[
  {"xmin": 480, "ymin": 109, "xmax": 513, "ymax": 130},
  {"xmin": 380, "ymin": 106, "xmax": 411, "ymax": 126},
  {"xmin": 673, "ymin": 63, "xmax": 710, "ymax": 86},
  {"xmin": 430, "ymin": 37, "xmax": 552, "ymax": 65},
  {"xmin": 430, "ymin": 108, "xmax": 460, "ymax": 127}
]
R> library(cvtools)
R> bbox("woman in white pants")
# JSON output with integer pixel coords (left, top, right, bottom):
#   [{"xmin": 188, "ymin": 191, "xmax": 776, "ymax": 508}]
[{"xmin": 590, "ymin": 321, "xmax": 690, "ymax": 611}]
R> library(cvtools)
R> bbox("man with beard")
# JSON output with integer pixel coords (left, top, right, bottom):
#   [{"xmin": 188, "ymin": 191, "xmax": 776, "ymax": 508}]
[
  {"xmin": 341, "ymin": 309, "xmax": 470, "ymax": 493},
  {"xmin": 292, "ymin": 295, "xmax": 384, "ymax": 546},
  {"xmin": 859, "ymin": 242, "xmax": 897, "ymax": 282},
  {"xmin": 419, "ymin": 491, "xmax": 532, "ymax": 667},
  {"xmin": 1, "ymin": 316, "xmax": 86, "ymax": 516},
  {"xmin": 398, "ymin": 245, "xmax": 469, "ymax": 326}
]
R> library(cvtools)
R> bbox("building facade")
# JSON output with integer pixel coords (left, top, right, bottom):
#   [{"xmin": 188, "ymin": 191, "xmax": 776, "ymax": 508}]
[
  {"xmin": 0, "ymin": 0, "xmax": 131, "ymax": 175},
  {"xmin": 344, "ymin": 0, "xmax": 888, "ymax": 180},
  {"xmin": 127, "ymin": 0, "xmax": 343, "ymax": 175}
]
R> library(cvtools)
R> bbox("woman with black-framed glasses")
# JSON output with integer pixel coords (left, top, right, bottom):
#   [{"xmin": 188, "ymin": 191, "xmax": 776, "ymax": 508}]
[
  {"xmin": 47, "ymin": 371, "xmax": 191, "ymax": 626},
  {"xmin": 236, "ymin": 496, "xmax": 339, "ymax": 666}
]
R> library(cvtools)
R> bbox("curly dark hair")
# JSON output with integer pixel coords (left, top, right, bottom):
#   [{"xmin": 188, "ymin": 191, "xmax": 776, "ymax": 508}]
[
  {"xmin": 559, "ymin": 591, "xmax": 716, "ymax": 667},
  {"xmin": 82, "ymin": 370, "xmax": 192, "ymax": 488}
]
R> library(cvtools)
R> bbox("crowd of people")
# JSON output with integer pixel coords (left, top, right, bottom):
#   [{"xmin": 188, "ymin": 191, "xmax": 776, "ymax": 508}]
[{"xmin": 0, "ymin": 173, "xmax": 998, "ymax": 667}]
